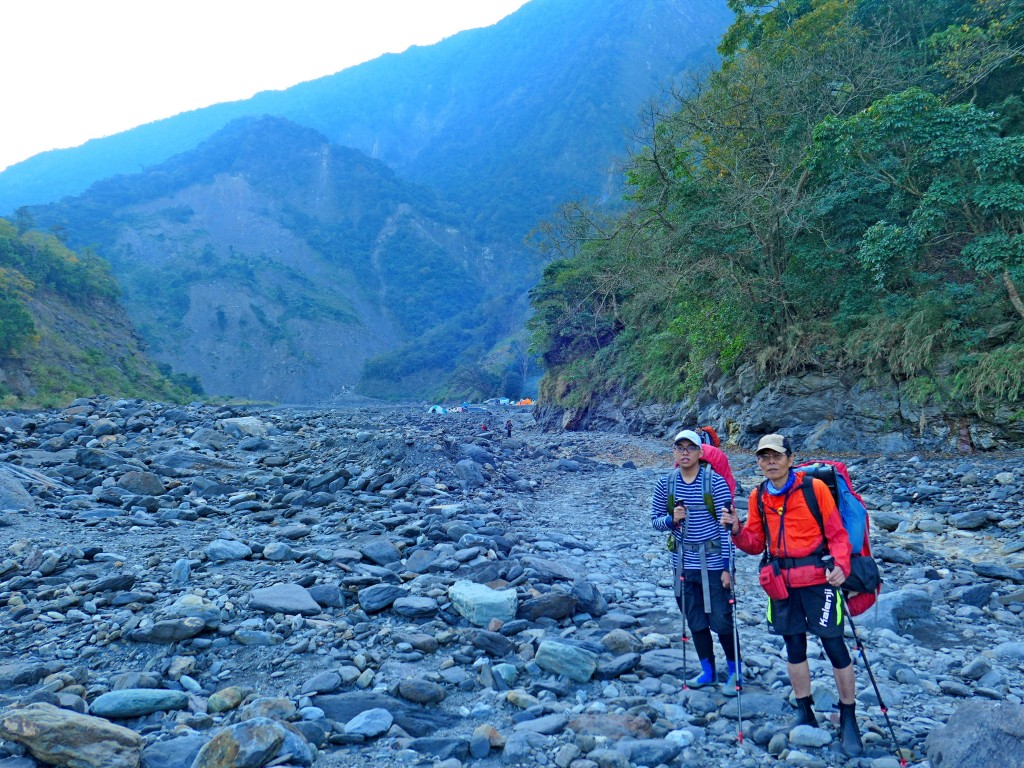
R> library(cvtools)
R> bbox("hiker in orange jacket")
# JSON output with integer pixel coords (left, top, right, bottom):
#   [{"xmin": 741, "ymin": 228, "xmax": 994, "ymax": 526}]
[{"xmin": 720, "ymin": 433, "xmax": 863, "ymax": 756}]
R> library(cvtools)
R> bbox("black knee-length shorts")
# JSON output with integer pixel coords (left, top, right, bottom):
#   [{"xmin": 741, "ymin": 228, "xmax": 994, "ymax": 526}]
[
  {"xmin": 767, "ymin": 582, "xmax": 845, "ymax": 638},
  {"xmin": 675, "ymin": 568, "xmax": 734, "ymax": 636}
]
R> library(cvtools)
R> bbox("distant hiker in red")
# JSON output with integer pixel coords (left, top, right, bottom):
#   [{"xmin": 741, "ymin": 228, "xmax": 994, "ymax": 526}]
[
  {"xmin": 480, "ymin": 423, "xmax": 488, "ymax": 431},
  {"xmin": 505, "ymin": 419, "xmax": 513, "ymax": 438},
  {"xmin": 720, "ymin": 433, "xmax": 863, "ymax": 757}
]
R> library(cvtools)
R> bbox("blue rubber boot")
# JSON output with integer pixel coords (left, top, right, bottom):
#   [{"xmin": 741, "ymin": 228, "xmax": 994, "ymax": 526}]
[
  {"xmin": 688, "ymin": 658, "xmax": 715, "ymax": 688},
  {"xmin": 722, "ymin": 659, "xmax": 741, "ymax": 697}
]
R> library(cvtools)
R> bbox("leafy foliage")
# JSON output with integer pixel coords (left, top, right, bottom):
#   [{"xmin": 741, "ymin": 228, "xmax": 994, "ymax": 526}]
[
  {"xmin": 0, "ymin": 218, "xmax": 122, "ymax": 356},
  {"xmin": 529, "ymin": 0, "xmax": 1024, "ymax": 412}
]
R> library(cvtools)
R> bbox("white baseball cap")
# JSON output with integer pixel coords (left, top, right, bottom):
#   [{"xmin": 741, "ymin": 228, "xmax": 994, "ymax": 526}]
[{"xmin": 673, "ymin": 429, "xmax": 702, "ymax": 446}]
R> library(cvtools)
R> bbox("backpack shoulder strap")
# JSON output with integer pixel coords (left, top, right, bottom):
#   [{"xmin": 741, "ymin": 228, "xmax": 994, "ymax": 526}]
[
  {"xmin": 799, "ymin": 476, "xmax": 830, "ymax": 553},
  {"xmin": 666, "ymin": 470, "xmax": 676, "ymax": 515},
  {"xmin": 667, "ymin": 464, "xmax": 719, "ymax": 522},
  {"xmin": 757, "ymin": 481, "xmax": 771, "ymax": 553},
  {"xmin": 700, "ymin": 462, "xmax": 718, "ymax": 522}
]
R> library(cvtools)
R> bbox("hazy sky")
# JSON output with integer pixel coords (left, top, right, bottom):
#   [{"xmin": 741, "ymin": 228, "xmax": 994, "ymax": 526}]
[{"xmin": 0, "ymin": 0, "xmax": 531, "ymax": 172}]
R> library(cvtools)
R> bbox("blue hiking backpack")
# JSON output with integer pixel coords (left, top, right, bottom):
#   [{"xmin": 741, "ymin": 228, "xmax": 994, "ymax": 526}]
[{"xmin": 796, "ymin": 461, "xmax": 881, "ymax": 613}]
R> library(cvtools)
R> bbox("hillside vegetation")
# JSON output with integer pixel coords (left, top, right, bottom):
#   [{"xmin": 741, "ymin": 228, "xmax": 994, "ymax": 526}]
[
  {"xmin": 0, "ymin": 219, "xmax": 193, "ymax": 406},
  {"xmin": 529, "ymin": 0, "xmax": 1024, "ymax": 419}
]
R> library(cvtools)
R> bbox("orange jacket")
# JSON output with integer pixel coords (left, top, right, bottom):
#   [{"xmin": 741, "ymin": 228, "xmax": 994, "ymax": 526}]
[{"xmin": 733, "ymin": 471, "xmax": 852, "ymax": 586}]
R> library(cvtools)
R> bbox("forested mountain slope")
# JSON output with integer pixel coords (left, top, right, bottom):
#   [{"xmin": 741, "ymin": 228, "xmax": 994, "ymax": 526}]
[
  {"xmin": 0, "ymin": 220, "xmax": 191, "ymax": 406},
  {"xmin": 528, "ymin": 0, "xmax": 1024, "ymax": 447},
  {"xmin": 26, "ymin": 117, "xmax": 506, "ymax": 403},
  {"xmin": 2, "ymin": 0, "xmax": 735, "ymax": 404}
]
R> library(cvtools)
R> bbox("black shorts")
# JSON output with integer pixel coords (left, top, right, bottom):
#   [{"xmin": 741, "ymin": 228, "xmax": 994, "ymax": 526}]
[
  {"xmin": 767, "ymin": 583, "xmax": 844, "ymax": 639},
  {"xmin": 675, "ymin": 568, "xmax": 734, "ymax": 636}
]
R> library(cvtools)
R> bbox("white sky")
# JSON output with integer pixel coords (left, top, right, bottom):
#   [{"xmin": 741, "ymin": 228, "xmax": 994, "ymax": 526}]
[{"xmin": 0, "ymin": 0, "xmax": 531, "ymax": 172}]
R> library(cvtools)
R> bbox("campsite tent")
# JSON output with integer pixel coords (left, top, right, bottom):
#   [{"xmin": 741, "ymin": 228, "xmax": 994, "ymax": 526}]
[{"xmin": 427, "ymin": 405, "xmax": 447, "ymax": 414}]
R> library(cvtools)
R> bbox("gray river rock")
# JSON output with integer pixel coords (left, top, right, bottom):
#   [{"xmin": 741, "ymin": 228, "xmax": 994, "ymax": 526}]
[{"xmin": 0, "ymin": 397, "xmax": 1021, "ymax": 768}]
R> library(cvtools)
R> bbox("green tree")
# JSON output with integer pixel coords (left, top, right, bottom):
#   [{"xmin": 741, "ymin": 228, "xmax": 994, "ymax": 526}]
[
  {"xmin": 527, "ymin": 0, "xmax": 1023, "ymax": 411},
  {"xmin": 0, "ymin": 270, "xmax": 37, "ymax": 355},
  {"xmin": 812, "ymin": 87, "xmax": 1024, "ymax": 319},
  {"xmin": 928, "ymin": 0, "xmax": 1024, "ymax": 99},
  {"xmin": 14, "ymin": 207, "xmax": 33, "ymax": 235}
]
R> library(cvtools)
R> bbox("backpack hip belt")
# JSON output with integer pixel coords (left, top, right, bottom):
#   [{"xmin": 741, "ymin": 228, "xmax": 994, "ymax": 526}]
[
  {"xmin": 775, "ymin": 552, "xmax": 826, "ymax": 570},
  {"xmin": 682, "ymin": 538, "xmax": 722, "ymax": 555}
]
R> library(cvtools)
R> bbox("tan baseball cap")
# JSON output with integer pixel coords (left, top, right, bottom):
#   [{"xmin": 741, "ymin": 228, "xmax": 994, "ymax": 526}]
[{"xmin": 755, "ymin": 434, "xmax": 789, "ymax": 454}]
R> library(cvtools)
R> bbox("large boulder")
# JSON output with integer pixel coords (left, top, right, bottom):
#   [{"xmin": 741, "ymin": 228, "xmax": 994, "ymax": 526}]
[
  {"xmin": 0, "ymin": 468, "xmax": 34, "ymax": 512},
  {"xmin": 216, "ymin": 416, "xmax": 268, "ymax": 437},
  {"xmin": 851, "ymin": 588, "xmax": 933, "ymax": 633},
  {"xmin": 925, "ymin": 700, "xmax": 1024, "ymax": 768},
  {"xmin": 141, "ymin": 733, "xmax": 206, "ymax": 768},
  {"xmin": 116, "ymin": 470, "xmax": 166, "ymax": 496},
  {"xmin": 357, "ymin": 584, "xmax": 408, "ymax": 613},
  {"xmin": 454, "ymin": 459, "xmax": 485, "ymax": 488},
  {"xmin": 0, "ymin": 702, "xmax": 142, "ymax": 768},
  {"xmin": 517, "ymin": 592, "xmax": 577, "ymax": 621},
  {"xmin": 89, "ymin": 689, "xmax": 189, "ymax": 718},
  {"xmin": 249, "ymin": 583, "xmax": 321, "ymax": 616},
  {"xmin": 312, "ymin": 692, "xmax": 458, "ymax": 737},
  {"xmin": 190, "ymin": 717, "xmax": 314, "ymax": 768},
  {"xmin": 534, "ymin": 640, "xmax": 597, "ymax": 683},
  {"xmin": 448, "ymin": 581, "xmax": 517, "ymax": 627}
]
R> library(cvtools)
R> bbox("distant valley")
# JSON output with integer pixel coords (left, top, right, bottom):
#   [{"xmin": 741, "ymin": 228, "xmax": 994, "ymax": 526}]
[{"xmin": 2, "ymin": 0, "xmax": 733, "ymax": 403}]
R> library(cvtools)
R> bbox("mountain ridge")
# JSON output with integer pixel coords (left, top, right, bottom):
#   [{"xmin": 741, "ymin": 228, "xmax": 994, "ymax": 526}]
[{"xmin": 0, "ymin": 0, "xmax": 733, "ymax": 243}]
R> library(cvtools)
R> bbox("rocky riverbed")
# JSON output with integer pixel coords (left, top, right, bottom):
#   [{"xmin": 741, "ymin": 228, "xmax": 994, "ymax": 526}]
[{"xmin": 0, "ymin": 398, "xmax": 1022, "ymax": 768}]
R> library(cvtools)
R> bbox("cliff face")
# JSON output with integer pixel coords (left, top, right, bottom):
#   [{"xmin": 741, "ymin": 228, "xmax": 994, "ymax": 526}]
[{"xmin": 533, "ymin": 364, "xmax": 1024, "ymax": 452}]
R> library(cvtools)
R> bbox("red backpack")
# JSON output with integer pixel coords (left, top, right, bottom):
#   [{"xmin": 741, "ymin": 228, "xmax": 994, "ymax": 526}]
[
  {"xmin": 697, "ymin": 426, "xmax": 722, "ymax": 447},
  {"xmin": 757, "ymin": 460, "xmax": 881, "ymax": 616},
  {"xmin": 796, "ymin": 461, "xmax": 881, "ymax": 615}
]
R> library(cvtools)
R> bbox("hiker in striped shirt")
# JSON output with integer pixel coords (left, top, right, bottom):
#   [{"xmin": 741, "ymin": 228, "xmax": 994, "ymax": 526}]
[{"xmin": 651, "ymin": 429, "xmax": 738, "ymax": 694}]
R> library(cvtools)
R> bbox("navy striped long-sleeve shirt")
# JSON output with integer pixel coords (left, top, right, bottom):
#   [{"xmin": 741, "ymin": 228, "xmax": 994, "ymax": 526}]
[{"xmin": 651, "ymin": 465, "xmax": 734, "ymax": 570}]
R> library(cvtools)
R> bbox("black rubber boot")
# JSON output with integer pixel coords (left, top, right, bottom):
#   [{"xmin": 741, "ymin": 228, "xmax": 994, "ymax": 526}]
[
  {"xmin": 839, "ymin": 701, "xmax": 864, "ymax": 756},
  {"xmin": 790, "ymin": 695, "xmax": 817, "ymax": 728}
]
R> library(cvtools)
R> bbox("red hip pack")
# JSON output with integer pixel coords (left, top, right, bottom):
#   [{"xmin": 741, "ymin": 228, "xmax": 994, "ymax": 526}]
[{"xmin": 759, "ymin": 560, "xmax": 790, "ymax": 600}]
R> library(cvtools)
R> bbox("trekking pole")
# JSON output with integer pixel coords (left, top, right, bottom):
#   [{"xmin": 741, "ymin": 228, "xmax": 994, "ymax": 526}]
[
  {"xmin": 671, "ymin": 512, "xmax": 696, "ymax": 692},
  {"xmin": 672, "ymin": 512, "xmax": 692, "ymax": 690},
  {"xmin": 844, "ymin": 602, "xmax": 907, "ymax": 767},
  {"xmin": 728, "ymin": 532, "xmax": 744, "ymax": 743}
]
